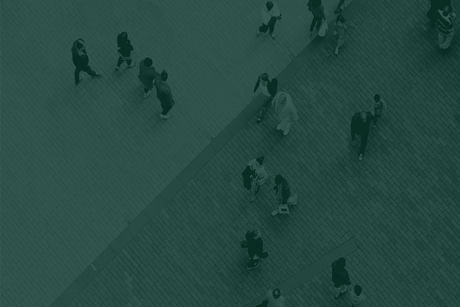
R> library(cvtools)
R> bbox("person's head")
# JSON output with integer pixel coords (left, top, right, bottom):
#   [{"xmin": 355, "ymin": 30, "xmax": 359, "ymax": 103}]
[
  {"xmin": 360, "ymin": 112, "xmax": 367, "ymax": 122},
  {"xmin": 337, "ymin": 257, "xmax": 346, "ymax": 269},
  {"xmin": 354, "ymin": 285, "xmax": 362, "ymax": 296},
  {"xmin": 260, "ymin": 73, "xmax": 269, "ymax": 81},
  {"xmin": 266, "ymin": 1, "xmax": 274, "ymax": 11},
  {"xmin": 374, "ymin": 94, "xmax": 380, "ymax": 102},
  {"xmin": 312, "ymin": 0, "xmax": 322, "ymax": 8},
  {"xmin": 256, "ymin": 156, "xmax": 265, "ymax": 165},
  {"xmin": 161, "ymin": 70, "xmax": 168, "ymax": 81},
  {"xmin": 336, "ymin": 14, "xmax": 345, "ymax": 24},
  {"xmin": 442, "ymin": 5, "xmax": 452, "ymax": 16},
  {"xmin": 275, "ymin": 175, "xmax": 284, "ymax": 185},
  {"xmin": 144, "ymin": 57, "xmax": 153, "ymax": 67},
  {"xmin": 272, "ymin": 288, "xmax": 282, "ymax": 299},
  {"xmin": 76, "ymin": 39, "xmax": 85, "ymax": 50}
]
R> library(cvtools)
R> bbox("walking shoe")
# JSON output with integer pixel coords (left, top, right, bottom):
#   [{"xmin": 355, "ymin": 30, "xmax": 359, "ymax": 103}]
[
  {"xmin": 283, "ymin": 123, "xmax": 291, "ymax": 136},
  {"xmin": 115, "ymin": 66, "xmax": 119, "ymax": 71},
  {"xmin": 358, "ymin": 154, "xmax": 363, "ymax": 161},
  {"xmin": 334, "ymin": 8, "xmax": 343, "ymax": 14},
  {"xmin": 335, "ymin": 47, "xmax": 339, "ymax": 55},
  {"xmin": 247, "ymin": 261, "xmax": 260, "ymax": 270},
  {"xmin": 256, "ymin": 30, "xmax": 261, "ymax": 37},
  {"xmin": 143, "ymin": 90, "xmax": 151, "ymax": 99},
  {"xmin": 276, "ymin": 123, "xmax": 282, "ymax": 130},
  {"xmin": 270, "ymin": 33, "xmax": 276, "ymax": 39},
  {"xmin": 271, "ymin": 208, "xmax": 279, "ymax": 216},
  {"xmin": 160, "ymin": 113, "xmax": 170, "ymax": 120},
  {"xmin": 75, "ymin": 76, "xmax": 83, "ymax": 85},
  {"xmin": 128, "ymin": 62, "xmax": 135, "ymax": 68}
]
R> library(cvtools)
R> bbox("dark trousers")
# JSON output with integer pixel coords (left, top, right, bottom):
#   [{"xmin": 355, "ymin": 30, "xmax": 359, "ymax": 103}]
[
  {"xmin": 257, "ymin": 96, "xmax": 272, "ymax": 121},
  {"xmin": 310, "ymin": 16, "xmax": 323, "ymax": 32},
  {"xmin": 161, "ymin": 100, "xmax": 174, "ymax": 115},
  {"xmin": 74, "ymin": 65, "xmax": 96, "ymax": 84},
  {"xmin": 259, "ymin": 17, "xmax": 277, "ymax": 34},
  {"xmin": 117, "ymin": 56, "xmax": 132, "ymax": 67},
  {"xmin": 356, "ymin": 131, "xmax": 369, "ymax": 155},
  {"xmin": 248, "ymin": 251, "xmax": 268, "ymax": 266}
]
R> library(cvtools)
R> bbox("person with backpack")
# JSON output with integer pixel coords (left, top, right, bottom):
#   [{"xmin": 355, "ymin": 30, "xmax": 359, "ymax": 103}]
[
  {"xmin": 115, "ymin": 32, "xmax": 135, "ymax": 71},
  {"xmin": 308, "ymin": 0, "xmax": 326, "ymax": 36},
  {"xmin": 244, "ymin": 229, "xmax": 269, "ymax": 270},
  {"xmin": 331, "ymin": 257, "xmax": 351, "ymax": 299},
  {"xmin": 71, "ymin": 38, "xmax": 101, "ymax": 85},
  {"xmin": 254, "ymin": 73, "xmax": 278, "ymax": 124}
]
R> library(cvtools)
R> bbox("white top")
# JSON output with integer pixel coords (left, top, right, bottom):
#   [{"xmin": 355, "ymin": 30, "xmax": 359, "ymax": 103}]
[
  {"xmin": 260, "ymin": 81, "xmax": 270, "ymax": 97},
  {"xmin": 261, "ymin": 2, "xmax": 281, "ymax": 24}
]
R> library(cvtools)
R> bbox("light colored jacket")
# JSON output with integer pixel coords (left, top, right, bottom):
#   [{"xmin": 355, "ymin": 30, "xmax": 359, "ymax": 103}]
[
  {"xmin": 273, "ymin": 92, "xmax": 299, "ymax": 121},
  {"xmin": 261, "ymin": 3, "xmax": 281, "ymax": 24}
]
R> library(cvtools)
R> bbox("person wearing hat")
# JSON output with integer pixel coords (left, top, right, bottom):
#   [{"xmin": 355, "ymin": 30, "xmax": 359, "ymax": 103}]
[
  {"xmin": 246, "ymin": 156, "xmax": 269, "ymax": 202},
  {"xmin": 245, "ymin": 229, "xmax": 269, "ymax": 270}
]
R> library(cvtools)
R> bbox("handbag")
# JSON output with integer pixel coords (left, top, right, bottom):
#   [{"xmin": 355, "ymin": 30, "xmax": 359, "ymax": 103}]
[{"xmin": 318, "ymin": 20, "xmax": 328, "ymax": 37}]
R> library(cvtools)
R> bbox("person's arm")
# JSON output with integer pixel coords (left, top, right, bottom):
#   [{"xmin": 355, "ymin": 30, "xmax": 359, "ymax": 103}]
[{"xmin": 254, "ymin": 76, "xmax": 261, "ymax": 92}]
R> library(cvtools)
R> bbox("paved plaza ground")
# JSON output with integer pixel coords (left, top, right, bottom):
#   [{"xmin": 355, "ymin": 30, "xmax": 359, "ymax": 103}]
[{"xmin": 1, "ymin": 0, "xmax": 460, "ymax": 306}]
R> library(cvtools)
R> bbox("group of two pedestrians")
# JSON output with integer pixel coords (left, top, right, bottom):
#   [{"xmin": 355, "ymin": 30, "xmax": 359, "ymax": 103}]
[{"xmin": 71, "ymin": 32, "xmax": 175, "ymax": 119}]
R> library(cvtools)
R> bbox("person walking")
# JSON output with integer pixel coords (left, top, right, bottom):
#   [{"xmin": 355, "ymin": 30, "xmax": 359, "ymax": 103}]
[
  {"xmin": 254, "ymin": 74, "xmax": 278, "ymax": 124},
  {"xmin": 334, "ymin": 0, "xmax": 346, "ymax": 14},
  {"xmin": 370, "ymin": 94, "xmax": 386, "ymax": 127},
  {"xmin": 71, "ymin": 38, "xmax": 101, "ymax": 85},
  {"xmin": 257, "ymin": 1, "xmax": 282, "ymax": 39},
  {"xmin": 115, "ymin": 32, "xmax": 135, "ymax": 71},
  {"xmin": 427, "ymin": 0, "xmax": 451, "ymax": 25},
  {"xmin": 437, "ymin": 4, "xmax": 456, "ymax": 51},
  {"xmin": 154, "ymin": 70, "xmax": 175, "ymax": 119},
  {"xmin": 350, "ymin": 285, "xmax": 366, "ymax": 306},
  {"xmin": 308, "ymin": 0, "xmax": 326, "ymax": 36},
  {"xmin": 138, "ymin": 57, "xmax": 158, "ymax": 99},
  {"xmin": 332, "ymin": 257, "xmax": 352, "ymax": 299},
  {"xmin": 246, "ymin": 156, "xmax": 269, "ymax": 202},
  {"xmin": 334, "ymin": 14, "xmax": 357, "ymax": 55},
  {"xmin": 271, "ymin": 175, "xmax": 297, "ymax": 216},
  {"xmin": 256, "ymin": 288, "xmax": 286, "ymax": 307},
  {"xmin": 245, "ymin": 229, "xmax": 269, "ymax": 270},
  {"xmin": 272, "ymin": 92, "xmax": 299, "ymax": 136},
  {"xmin": 351, "ymin": 111, "xmax": 373, "ymax": 161}
]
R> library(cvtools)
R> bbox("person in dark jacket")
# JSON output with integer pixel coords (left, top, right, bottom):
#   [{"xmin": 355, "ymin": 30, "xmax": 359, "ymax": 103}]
[
  {"xmin": 254, "ymin": 73, "xmax": 278, "ymax": 124},
  {"xmin": 115, "ymin": 32, "xmax": 135, "ymax": 71},
  {"xmin": 351, "ymin": 111, "xmax": 373, "ymax": 161},
  {"xmin": 308, "ymin": 0, "xmax": 326, "ymax": 36},
  {"xmin": 138, "ymin": 57, "xmax": 159, "ymax": 99},
  {"xmin": 427, "ymin": 0, "xmax": 451, "ymax": 25},
  {"xmin": 71, "ymin": 38, "xmax": 101, "ymax": 85},
  {"xmin": 245, "ymin": 229, "xmax": 269, "ymax": 269},
  {"xmin": 331, "ymin": 257, "xmax": 351, "ymax": 299},
  {"xmin": 154, "ymin": 70, "xmax": 175, "ymax": 119}
]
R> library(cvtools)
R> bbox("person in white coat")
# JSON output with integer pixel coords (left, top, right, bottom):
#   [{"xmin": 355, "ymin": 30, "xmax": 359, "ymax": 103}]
[
  {"xmin": 256, "ymin": 1, "xmax": 282, "ymax": 39},
  {"xmin": 272, "ymin": 92, "xmax": 299, "ymax": 136}
]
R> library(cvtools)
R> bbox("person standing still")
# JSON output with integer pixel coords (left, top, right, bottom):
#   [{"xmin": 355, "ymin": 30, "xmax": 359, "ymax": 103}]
[
  {"xmin": 334, "ymin": 15, "xmax": 357, "ymax": 55},
  {"xmin": 437, "ymin": 4, "xmax": 456, "ymax": 52},
  {"xmin": 245, "ymin": 229, "xmax": 269, "ymax": 270},
  {"xmin": 332, "ymin": 257, "xmax": 352, "ymax": 299},
  {"xmin": 351, "ymin": 111, "xmax": 373, "ymax": 161},
  {"xmin": 257, "ymin": 1, "xmax": 282, "ymax": 39},
  {"xmin": 154, "ymin": 70, "xmax": 175, "ymax": 119},
  {"xmin": 115, "ymin": 32, "xmax": 135, "ymax": 71},
  {"xmin": 254, "ymin": 74, "xmax": 278, "ymax": 124},
  {"xmin": 308, "ymin": 0, "xmax": 326, "ymax": 36},
  {"xmin": 71, "ymin": 39, "xmax": 101, "ymax": 85},
  {"xmin": 246, "ymin": 156, "xmax": 269, "ymax": 202},
  {"xmin": 138, "ymin": 57, "xmax": 158, "ymax": 99}
]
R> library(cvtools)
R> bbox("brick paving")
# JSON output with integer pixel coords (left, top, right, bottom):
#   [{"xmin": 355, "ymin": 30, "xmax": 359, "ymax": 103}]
[{"xmin": 2, "ymin": 0, "xmax": 460, "ymax": 306}]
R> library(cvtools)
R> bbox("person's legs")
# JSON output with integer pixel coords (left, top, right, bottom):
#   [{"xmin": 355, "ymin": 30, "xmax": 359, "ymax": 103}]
[
  {"xmin": 126, "ymin": 58, "xmax": 134, "ymax": 67},
  {"xmin": 310, "ymin": 17, "xmax": 321, "ymax": 32},
  {"xmin": 335, "ymin": 0, "xmax": 345, "ymax": 13},
  {"xmin": 372, "ymin": 115, "xmax": 378, "ymax": 126},
  {"xmin": 334, "ymin": 284, "xmax": 342, "ymax": 297},
  {"xmin": 82, "ymin": 65, "xmax": 97, "ymax": 76},
  {"xmin": 257, "ymin": 96, "xmax": 272, "ymax": 122},
  {"xmin": 442, "ymin": 30, "xmax": 454, "ymax": 49},
  {"xmin": 340, "ymin": 284, "xmax": 348, "ymax": 293},
  {"xmin": 438, "ymin": 32, "xmax": 447, "ymax": 48},
  {"xmin": 116, "ymin": 57, "xmax": 124, "ymax": 68},
  {"xmin": 143, "ymin": 84, "xmax": 153, "ymax": 98},
  {"xmin": 259, "ymin": 24, "xmax": 269, "ymax": 33},
  {"xmin": 268, "ymin": 18, "xmax": 277, "ymax": 34},
  {"xmin": 74, "ymin": 67, "xmax": 82, "ymax": 84},
  {"xmin": 359, "ymin": 131, "xmax": 369, "ymax": 157}
]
